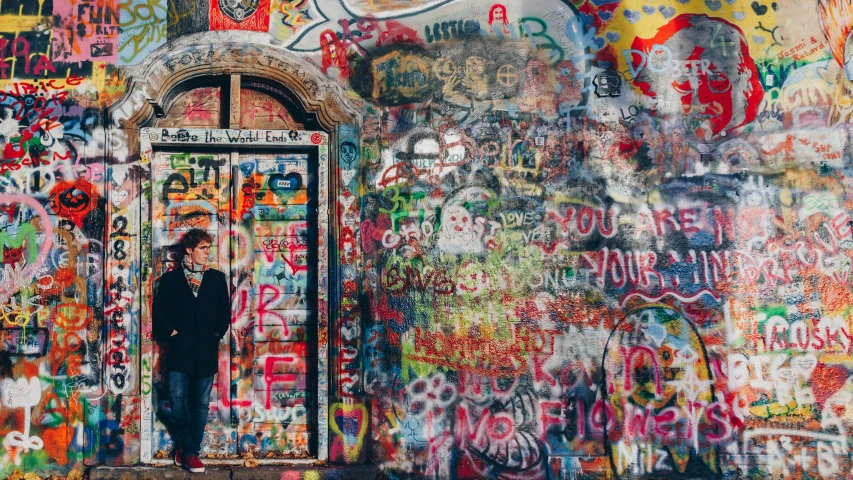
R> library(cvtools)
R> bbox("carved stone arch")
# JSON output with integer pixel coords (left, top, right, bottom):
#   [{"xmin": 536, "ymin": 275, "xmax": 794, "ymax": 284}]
[
  {"xmin": 108, "ymin": 32, "xmax": 364, "ymax": 465},
  {"xmin": 107, "ymin": 31, "xmax": 361, "ymax": 130}
]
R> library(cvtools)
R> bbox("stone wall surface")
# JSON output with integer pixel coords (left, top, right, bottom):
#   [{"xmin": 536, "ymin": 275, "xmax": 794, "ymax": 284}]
[{"xmin": 0, "ymin": 0, "xmax": 848, "ymax": 478}]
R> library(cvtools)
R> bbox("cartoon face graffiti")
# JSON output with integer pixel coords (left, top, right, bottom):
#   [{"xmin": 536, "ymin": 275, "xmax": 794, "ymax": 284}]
[
  {"xmin": 340, "ymin": 141, "xmax": 358, "ymax": 168},
  {"xmin": 489, "ymin": 4, "xmax": 510, "ymax": 34},
  {"xmin": 436, "ymin": 205, "xmax": 483, "ymax": 254},
  {"xmin": 445, "ymin": 205, "xmax": 472, "ymax": 233},
  {"xmin": 631, "ymin": 14, "xmax": 763, "ymax": 138}
]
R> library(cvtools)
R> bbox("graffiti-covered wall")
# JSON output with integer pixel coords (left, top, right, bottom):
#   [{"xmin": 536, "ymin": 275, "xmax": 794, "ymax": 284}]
[
  {"xmin": 349, "ymin": 0, "xmax": 853, "ymax": 478},
  {"xmin": 0, "ymin": 0, "xmax": 851, "ymax": 478}
]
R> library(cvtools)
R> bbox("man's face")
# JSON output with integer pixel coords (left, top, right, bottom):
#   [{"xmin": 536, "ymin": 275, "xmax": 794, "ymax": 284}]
[
  {"xmin": 632, "ymin": 15, "xmax": 763, "ymax": 137},
  {"xmin": 187, "ymin": 241, "xmax": 211, "ymax": 266}
]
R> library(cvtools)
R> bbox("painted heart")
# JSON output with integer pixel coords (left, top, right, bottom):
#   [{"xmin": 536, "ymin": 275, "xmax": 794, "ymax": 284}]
[
  {"xmin": 110, "ymin": 190, "xmax": 129, "ymax": 207},
  {"xmin": 593, "ymin": 36, "xmax": 606, "ymax": 50},
  {"xmin": 751, "ymin": 1, "xmax": 768, "ymax": 15},
  {"xmin": 111, "ymin": 168, "xmax": 128, "ymax": 186},
  {"xmin": 775, "ymin": 368, "xmax": 797, "ymax": 385},
  {"xmin": 642, "ymin": 5, "xmax": 655, "ymax": 14},
  {"xmin": 624, "ymin": 9, "xmax": 641, "ymax": 23},
  {"xmin": 733, "ymin": 11, "xmax": 746, "ymax": 20},
  {"xmin": 705, "ymin": 0, "xmax": 722, "ymax": 10},
  {"xmin": 0, "ymin": 377, "xmax": 41, "ymax": 408},
  {"xmin": 676, "ymin": 0, "xmax": 690, "ymax": 3},
  {"xmin": 338, "ymin": 194, "xmax": 356, "ymax": 212},
  {"xmin": 811, "ymin": 363, "xmax": 849, "ymax": 406},
  {"xmin": 792, "ymin": 354, "xmax": 818, "ymax": 378},
  {"xmin": 42, "ymin": 426, "xmax": 74, "ymax": 463},
  {"xmin": 0, "ymin": 195, "xmax": 53, "ymax": 305},
  {"xmin": 725, "ymin": 0, "xmax": 737, "ymax": 3},
  {"xmin": 340, "ymin": 169, "xmax": 355, "ymax": 187},
  {"xmin": 598, "ymin": 10, "xmax": 613, "ymax": 21},
  {"xmin": 659, "ymin": 6, "xmax": 676, "ymax": 18},
  {"xmin": 752, "ymin": 35, "xmax": 766, "ymax": 45},
  {"xmin": 329, "ymin": 402, "xmax": 368, "ymax": 462},
  {"xmin": 606, "ymin": 31, "xmax": 620, "ymax": 42}
]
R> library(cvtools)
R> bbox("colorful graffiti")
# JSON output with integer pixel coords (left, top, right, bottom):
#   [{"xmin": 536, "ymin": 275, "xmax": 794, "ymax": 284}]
[
  {"xmin": 350, "ymin": 0, "xmax": 853, "ymax": 478},
  {"xmin": 0, "ymin": 5, "xmax": 108, "ymax": 469},
  {"xmin": 0, "ymin": 0, "xmax": 851, "ymax": 477}
]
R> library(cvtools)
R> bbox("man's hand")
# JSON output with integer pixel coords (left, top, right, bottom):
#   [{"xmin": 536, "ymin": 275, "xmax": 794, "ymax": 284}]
[{"xmin": 171, "ymin": 330, "xmax": 178, "ymax": 336}]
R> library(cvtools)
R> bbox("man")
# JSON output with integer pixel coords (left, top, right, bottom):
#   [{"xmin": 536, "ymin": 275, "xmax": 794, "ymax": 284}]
[
  {"xmin": 630, "ymin": 14, "xmax": 763, "ymax": 139},
  {"xmin": 153, "ymin": 229, "xmax": 230, "ymax": 473}
]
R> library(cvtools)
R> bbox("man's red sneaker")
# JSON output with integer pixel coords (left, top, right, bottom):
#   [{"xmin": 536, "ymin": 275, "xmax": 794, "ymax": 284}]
[
  {"xmin": 173, "ymin": 447, "xmax": 183, "ymax": 467},
  {"xmin": 183, "ymin": 454, "xmax": 205, "ymax": 473}
]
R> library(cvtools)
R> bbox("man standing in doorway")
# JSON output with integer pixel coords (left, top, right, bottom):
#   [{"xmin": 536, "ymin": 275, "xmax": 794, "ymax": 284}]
[{"xmin": 154, "ymin": 229, "xmax": 231, "ymax": 473}]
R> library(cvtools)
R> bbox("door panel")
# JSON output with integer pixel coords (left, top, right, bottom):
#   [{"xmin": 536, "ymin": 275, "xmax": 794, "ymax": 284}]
[
  {"xmin": 150, "ymin": 151, "xmax": 232, "ymax": 457},
  {"xmin": 149, "ymin": 148, "xmax": 317, "ymax": 459},
  {"xmin": 234, "ymin": 152, "xmax": 316, "ymax": 458}
]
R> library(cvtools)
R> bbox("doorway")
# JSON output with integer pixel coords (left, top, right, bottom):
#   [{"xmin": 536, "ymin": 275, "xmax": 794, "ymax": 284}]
[{"xmin": 140, "ymin": 128, "xmax": 330, "ymax": 461}]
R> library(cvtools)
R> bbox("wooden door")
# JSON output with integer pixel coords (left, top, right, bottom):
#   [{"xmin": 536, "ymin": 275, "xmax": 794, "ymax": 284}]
[
  {"xmin": 232, "ymin": 150, "xmax": 317, "ymax": 458},
  {"xmin": 149, "ymin": 150, "xmax": 233, "ymax": 457}
]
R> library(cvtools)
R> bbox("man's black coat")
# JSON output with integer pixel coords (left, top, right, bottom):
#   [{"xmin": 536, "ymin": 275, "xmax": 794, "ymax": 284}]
[{"xmin": 153, "ymin": 267, "xmax": 231, "ymax": 377}]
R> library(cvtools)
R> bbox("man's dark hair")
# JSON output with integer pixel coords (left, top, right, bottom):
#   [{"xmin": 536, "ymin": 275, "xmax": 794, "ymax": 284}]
[{"xmin": 180, "ymin": 229, "xmax": 214, "ymax": 252}]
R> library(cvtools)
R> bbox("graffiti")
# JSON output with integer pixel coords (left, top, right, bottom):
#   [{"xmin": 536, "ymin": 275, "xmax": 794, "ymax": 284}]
[
  {"xmin": 329, "ymin": 401, "xmax": 368, "ymax": 463},
  {"xmin": 0, "ymin": 377, "xmax": 43, "ymax": 464},
  {"xmin": 106, "ymin": 165, "xmax": 136, "ymax": 397},
  {"xmin": 631, "ymin": 15, "xmax": 764, "ymax": 138},
  {"xmin": 210, "ymin": 0, "xmax": 272, "ymax": 31},
  {"xmin": 0, "ymin": 0, "xmax": 848, "ymax": 477},
  {"xmin": 52, "ymin": 0, "xmax": 120, "ymax": 63},
  {"xmin": 0, "ymin": 195, "xmax": 53, "ymax": 305},
  {"xmin": 0, "ymin": 37, "xmax": 56, "ymax": 80},
  {"xmin": 118, "ymin": 0, "xmax": 168, "ymax": 65},
  {"xmin": 49, "ymin": 179, "xmax": 99, "ymax": 228}
]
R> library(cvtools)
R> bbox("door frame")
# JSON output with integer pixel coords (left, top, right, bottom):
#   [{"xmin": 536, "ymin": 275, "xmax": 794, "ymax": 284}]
[{"xmin": 139, "ymin": 127, "xmax": 331, "ymax": 463}]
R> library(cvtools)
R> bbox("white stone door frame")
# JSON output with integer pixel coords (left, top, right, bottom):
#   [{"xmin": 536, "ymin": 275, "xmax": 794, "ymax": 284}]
[{"xmin": 139, "ymin": 127, "xmax": 331, "ymax": 463}]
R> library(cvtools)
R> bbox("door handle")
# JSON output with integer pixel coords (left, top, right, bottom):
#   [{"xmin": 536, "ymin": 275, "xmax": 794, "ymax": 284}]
[{"xmin": 231, "ymin": 165, "xmax": 238, "ymax": 211}]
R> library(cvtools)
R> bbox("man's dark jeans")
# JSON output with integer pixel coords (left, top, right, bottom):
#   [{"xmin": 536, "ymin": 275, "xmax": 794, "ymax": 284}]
[{"xmin": 169, "ymin": 371, "xmax": 214, "ymax": 456}]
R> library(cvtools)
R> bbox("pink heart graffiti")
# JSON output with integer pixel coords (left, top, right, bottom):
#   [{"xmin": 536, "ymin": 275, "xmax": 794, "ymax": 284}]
[{"xmin": 0, "ymin": 194, "xmax": 53, "ymax": 304}]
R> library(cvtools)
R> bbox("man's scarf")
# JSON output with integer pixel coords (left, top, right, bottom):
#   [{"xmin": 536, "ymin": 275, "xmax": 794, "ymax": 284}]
[{"xmin": 182, "ymin": 256, "xmax": 207, "ymax": 296}]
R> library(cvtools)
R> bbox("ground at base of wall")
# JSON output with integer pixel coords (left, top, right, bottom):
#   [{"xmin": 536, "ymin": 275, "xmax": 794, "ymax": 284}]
[{"xmin": 86, "ymin": 465, "xmax": 382, "ymax": 480}]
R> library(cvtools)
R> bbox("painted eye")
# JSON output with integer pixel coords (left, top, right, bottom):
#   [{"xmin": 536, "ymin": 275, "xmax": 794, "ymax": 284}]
[
  {"xmin": 462, "ymin": 217, "xmax": 468, "ymax": 223},
  {"xmin": 451, "ymin": 216, "xmax": 457, "ymax": 221}
]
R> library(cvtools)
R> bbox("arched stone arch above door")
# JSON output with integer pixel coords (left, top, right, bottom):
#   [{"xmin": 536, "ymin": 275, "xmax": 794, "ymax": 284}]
[{"xmin": 108, "ymin": 33, "xmax": 360, "ymax": 130}]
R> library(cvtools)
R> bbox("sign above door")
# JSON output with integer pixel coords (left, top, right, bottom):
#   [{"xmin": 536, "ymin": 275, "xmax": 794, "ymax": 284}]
[{"xmin": 144, "ymin": 128, "xmax": 327, "ymax": 148}]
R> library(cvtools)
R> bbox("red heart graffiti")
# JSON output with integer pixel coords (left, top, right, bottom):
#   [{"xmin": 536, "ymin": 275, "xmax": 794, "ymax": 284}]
[{"xmin": 811, "ymin": 363, "xmax": 848, "ymax": 406}]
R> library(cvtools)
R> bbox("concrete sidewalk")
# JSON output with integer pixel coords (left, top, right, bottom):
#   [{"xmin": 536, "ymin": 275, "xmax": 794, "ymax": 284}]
[{"xmin": 87, "ymin": 464, "xmax": 383, "ymax": 480}]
